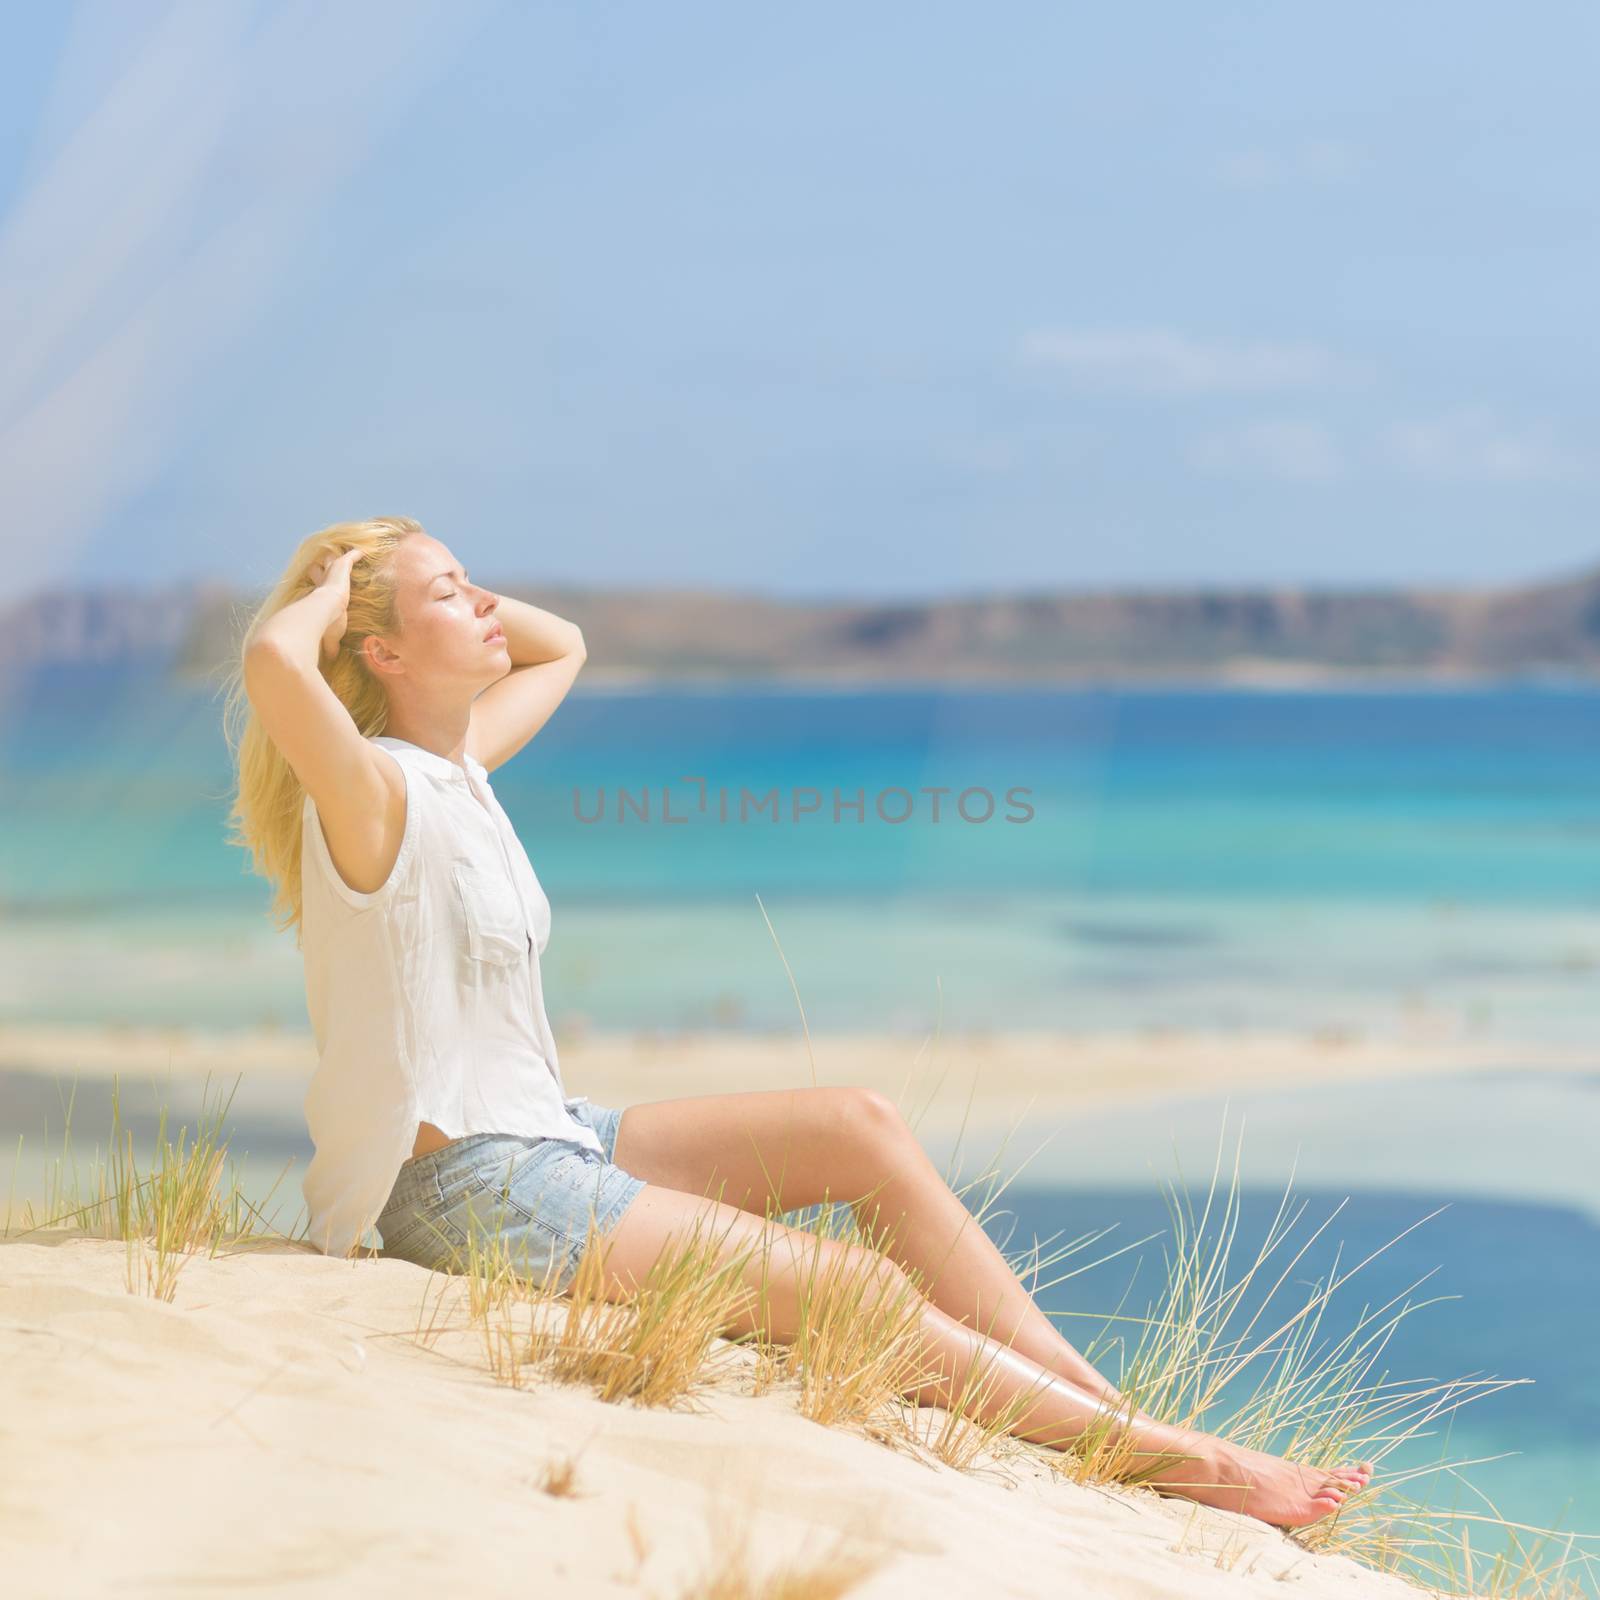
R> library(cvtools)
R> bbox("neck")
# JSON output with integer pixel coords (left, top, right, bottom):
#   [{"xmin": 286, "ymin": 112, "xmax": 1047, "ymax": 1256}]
[{"xmin": 380, "ymin": 703, "xmax": 472, "ymax": 767}]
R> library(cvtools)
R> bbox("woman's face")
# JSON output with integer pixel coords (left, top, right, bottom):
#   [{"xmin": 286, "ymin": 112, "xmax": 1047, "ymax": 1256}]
[{"xmin": 375, "ymin": 535, "xmax": 510, "ymax": 689}]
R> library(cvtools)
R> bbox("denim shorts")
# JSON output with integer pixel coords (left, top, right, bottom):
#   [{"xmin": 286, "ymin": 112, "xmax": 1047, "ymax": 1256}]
[{"xmin": 375, "ymin": 1099, "xmax": 647, "ymax": 1291}]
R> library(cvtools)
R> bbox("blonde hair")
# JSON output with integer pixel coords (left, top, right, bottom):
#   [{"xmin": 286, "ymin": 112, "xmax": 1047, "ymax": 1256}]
[{"xmin": 219, "ymin": 515, "xmax": 425, "ymax": 946}]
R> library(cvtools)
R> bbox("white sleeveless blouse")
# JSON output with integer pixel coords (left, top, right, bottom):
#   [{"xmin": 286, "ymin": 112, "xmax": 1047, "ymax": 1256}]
[{"xmin": 298, "ymin": 733, "xmax": 603, "ymax": 1258}]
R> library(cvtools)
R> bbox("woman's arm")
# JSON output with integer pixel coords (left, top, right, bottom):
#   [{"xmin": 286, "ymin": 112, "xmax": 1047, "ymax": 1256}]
[
  {"xmin": 491, "ymin": 591, "xmax": 585, "ymax": 667},
  {"xmin": 251, "ymin": 562, "xmax": 352, "ymax": 666},
  {"xmin": 467, "ymin": 591, "xmax": 588, "ymax": 773},
  {"xmin": 243, "ymin": 550, "xmax": 403, "ymax": 891}
]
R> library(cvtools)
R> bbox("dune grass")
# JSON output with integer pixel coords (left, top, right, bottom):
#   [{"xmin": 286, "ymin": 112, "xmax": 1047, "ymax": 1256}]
[
  {"xmin": 5, "ymin": 1066, "xmax": 1599, "ymax": 1599},
  {"xmin": 665, "ymin": 1513, "xmax": 890, "ymax": 1600},
  {"xmin": 2, "ymin": 1071, "xmax": 298, "ymax": 1301}
]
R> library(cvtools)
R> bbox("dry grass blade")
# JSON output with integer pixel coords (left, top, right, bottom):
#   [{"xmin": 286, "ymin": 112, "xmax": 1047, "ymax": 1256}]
[
  {"xmin": 669, "ymin": 1481, "xmax": 890, "ymax": 1600},
  {"xmin": 516, "ymin": 1204, "xmax": 764, "ymax": 1407},
  {"xmin": 533, "ymin": 1451, "xmax": 584, "ymax": 1498},
  {"xmin": 771, "ymin": 1203, "xmax": 932, "ymax": 1432},
  {"xmin": 391, "ymin": 1182, "xmax": 770, "ymax": 1408},
  {"xmin": 4, "ymin": 1070, "xmax": 303, "ymax": 1303},
  {"xmin": 670, "ymin": 1524, "xmax": 887, "ymax": 1600}
]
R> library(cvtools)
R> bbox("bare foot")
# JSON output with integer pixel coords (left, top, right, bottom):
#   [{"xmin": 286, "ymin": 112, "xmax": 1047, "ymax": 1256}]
[{"xmin": 1142, "ymin": 1435, "xmax": 1375, "ymax": 1528}]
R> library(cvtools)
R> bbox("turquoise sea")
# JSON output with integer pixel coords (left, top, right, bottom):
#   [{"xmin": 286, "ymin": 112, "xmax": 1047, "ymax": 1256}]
[
  {"xmin": 4, "ymin": 667, "xmax": 1599, "ymax": 1042},
  {"xmin": 1, "ymin": 666, "xmax": 1597, "ymax": 1569}
]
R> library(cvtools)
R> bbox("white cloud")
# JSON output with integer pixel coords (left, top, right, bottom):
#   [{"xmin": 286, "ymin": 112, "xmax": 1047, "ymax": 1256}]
[
  {"xmin": 1213, "ymin": 139, "xmax": 1360, "ymax": 191},
  {"xmin": 0, "ymin": 0, "xmax": 492, "ymax": 591},
  {"xmin": 1020, "ymin": 328, "xmax": 1358, "ymax": 396},
  {"xmin": 1381, "ymin": 407, "xmax": 1589, "ymax": 484},
  {"xmin": 1187, "ymin": 419, "xmax": 1344, "ymax": 483}
]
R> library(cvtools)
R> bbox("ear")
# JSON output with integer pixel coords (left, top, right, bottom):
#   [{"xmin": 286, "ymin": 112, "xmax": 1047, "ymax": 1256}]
[{"xmin": 362, "ymin": 634, "xmax": 401, "ymax": 674}]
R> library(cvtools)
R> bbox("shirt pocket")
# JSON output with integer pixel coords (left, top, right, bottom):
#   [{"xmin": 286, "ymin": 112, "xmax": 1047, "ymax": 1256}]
[{"xmin": 452, "ymin": 861, "xmax": 527, "ymax": 967}]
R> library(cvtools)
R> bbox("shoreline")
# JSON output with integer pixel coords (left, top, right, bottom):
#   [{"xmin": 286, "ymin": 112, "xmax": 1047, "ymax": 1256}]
[
  {"xmin": 146, "ymin": 653, "xmax": 1600, "ymax": 696},
  {"xmin": 227, "ymin": 664, "xmax": 1600, "ymax": 695}
]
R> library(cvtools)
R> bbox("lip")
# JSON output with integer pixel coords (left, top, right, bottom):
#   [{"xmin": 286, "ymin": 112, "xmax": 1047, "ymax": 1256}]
[{"xmin": 483, "ymin": 622, "xmax": 505, "ymax": 644}]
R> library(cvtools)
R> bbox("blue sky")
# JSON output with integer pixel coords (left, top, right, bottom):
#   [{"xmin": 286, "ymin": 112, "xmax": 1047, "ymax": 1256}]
[{"xmin": 3, "ymin": 0, "xmax": 1597, "ymax": 601}]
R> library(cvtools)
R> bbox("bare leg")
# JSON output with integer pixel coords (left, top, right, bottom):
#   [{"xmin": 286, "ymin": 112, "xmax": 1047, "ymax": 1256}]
[
  {"xmin": 592, "ymin": 1181, "xmax": 1374, "ymax": 1528},
  {"xmin": 613, "ymin": 1087, "xmax": 1142, "ymax": 1409}
]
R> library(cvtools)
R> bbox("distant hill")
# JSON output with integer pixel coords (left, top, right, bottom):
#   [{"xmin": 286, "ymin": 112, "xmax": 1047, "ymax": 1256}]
[{"xmin": 5, "ymin": 565, "xmax": 1600, "ymax": 687}]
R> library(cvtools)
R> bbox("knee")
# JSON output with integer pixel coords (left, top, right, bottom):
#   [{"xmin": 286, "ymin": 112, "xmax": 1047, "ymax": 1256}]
[{"xmin": 841, "ymin": 1085, "xmax": 909, "ymax": 1143}]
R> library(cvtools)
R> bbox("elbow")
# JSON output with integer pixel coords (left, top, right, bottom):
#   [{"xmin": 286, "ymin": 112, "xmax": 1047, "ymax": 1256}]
[
  {"xmin": 569, "ymin": 629, "xmax": 588, "ymax": 663},
  {"xmin": 242, "ymin": 634, "xmax": 300, "ymax": 694},
  {"xmin": 243, "ymin": 635, "xmax": 288, "ymax": 678},
  {"xmin": 242, "ymin": 636, "xmax": 279, "ymax": 679}
]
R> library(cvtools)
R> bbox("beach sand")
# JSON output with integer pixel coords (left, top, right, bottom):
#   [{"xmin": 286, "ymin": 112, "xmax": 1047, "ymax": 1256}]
[
  {"xmin": 4, "ymin": 1230, "xmax": 1429, "ymax": 1599},
  {"xmin": 2, "ymin": 1021, "xmax": 1582, "ymax": 1594}
]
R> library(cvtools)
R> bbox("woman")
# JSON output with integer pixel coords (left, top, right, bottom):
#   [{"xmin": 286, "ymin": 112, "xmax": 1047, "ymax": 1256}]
[{"xmin": 224, "ymin": 515, "xmax": 1372, "ymax": 1527}]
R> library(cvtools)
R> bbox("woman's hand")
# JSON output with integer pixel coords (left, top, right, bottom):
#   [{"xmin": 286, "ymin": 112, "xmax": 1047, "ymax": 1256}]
[{"xmin": 305, "ymin": 547, "xmax": 364, "ymax": 662}]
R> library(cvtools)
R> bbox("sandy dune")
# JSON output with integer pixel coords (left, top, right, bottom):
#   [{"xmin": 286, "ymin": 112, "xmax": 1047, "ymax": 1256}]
[{"xmin": 2, "ymin": 1232, "xmax": 1431, "ymax": 1599}]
